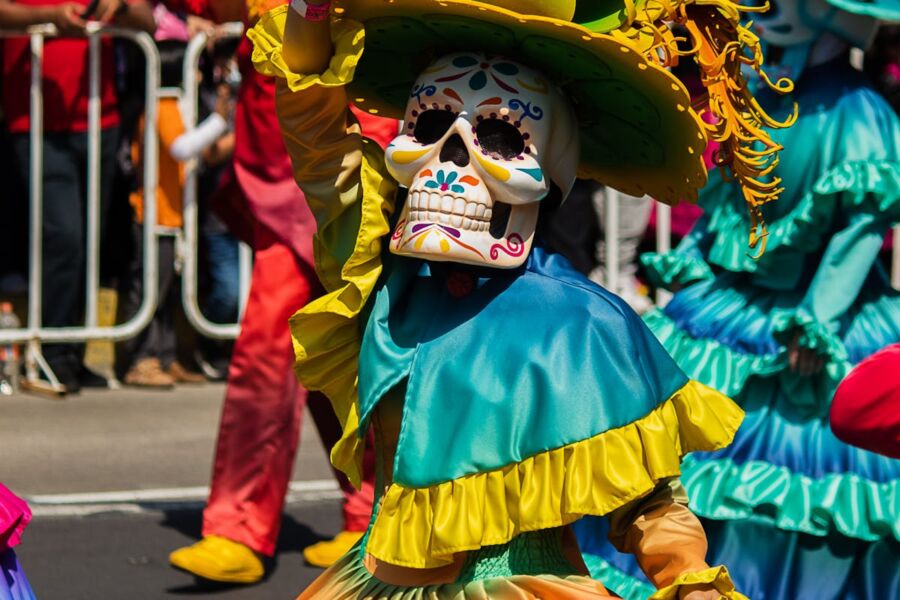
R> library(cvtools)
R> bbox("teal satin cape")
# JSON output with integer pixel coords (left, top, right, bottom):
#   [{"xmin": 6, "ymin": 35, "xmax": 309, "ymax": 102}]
[{"xmin": 358, "ymin": 247, "xmax": 689, "ymax": 488}]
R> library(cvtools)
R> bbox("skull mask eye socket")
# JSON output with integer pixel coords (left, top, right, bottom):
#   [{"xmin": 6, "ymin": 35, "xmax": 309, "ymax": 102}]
[
  {"xmin": 413, "ymin": 109, "xmax": 457, "ymax": 144},
  {"xmin": 476, "ymin": 119, "xmax": 525, "ymax": 160}
]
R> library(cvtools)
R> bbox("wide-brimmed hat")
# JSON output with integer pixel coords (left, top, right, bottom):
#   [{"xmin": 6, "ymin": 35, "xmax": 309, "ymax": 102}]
[
  {"xmin": 333, "ymin": 0, "xmax": 788, "ymax": 217},
  {"xmin": 334, "ymin": 0, "xmax": 792, "ymax": 247}
]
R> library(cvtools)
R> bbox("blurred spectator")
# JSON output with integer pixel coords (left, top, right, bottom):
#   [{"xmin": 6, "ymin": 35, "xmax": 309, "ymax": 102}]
[
  {"xmin": 543, "ymin": 180, "xmax": 653, "ymax": 314},
  {"xmin": 195, "ymin": 38, "xmax": 241, "ymax": 379},
  {"xmin": 588, "ymin": 187, "xmax": 653, "ymax": 314},
  {"xmin": 0, "ymin": 0, "xmax": 155, "ymax": 394},
  {"xmin": 164, "ymin": 0, "xmax": 388, "ymax": 582},
  {"xmin": 118, "ymin": 37, "xmax": 221, "ymax": 388},
  {"xmin": 0, "ymin": 124, "xmax": 27, "ymax": 298},
  {"xmin": 199, "ymin": 40, "xmax": 240, "ymax": 321},
  {"xmin": 540, "ymin": 179, "xmax": 597, "ymax": 275}
]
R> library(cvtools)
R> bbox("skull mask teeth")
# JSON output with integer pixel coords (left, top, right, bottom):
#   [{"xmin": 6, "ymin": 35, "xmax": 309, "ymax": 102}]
[{"xmin": 385, "ymin": 52, "xmax": 578, "ymax": 269}]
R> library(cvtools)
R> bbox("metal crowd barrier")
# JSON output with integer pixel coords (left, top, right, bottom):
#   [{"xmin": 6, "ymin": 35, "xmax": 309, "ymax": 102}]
[
  {"xmin": 180, "ymin": 22, "xmax": 252, "ymax": 339},
  {"xmin": 0, "ymin": 23, "xmax": 160, "ymax": 391},
  {"xmin": 653, "ymin": 203, "xmax": 673, "ymax": 305},
  {"xmin": 2, "ymin": 20, "xmax": 897, "ymax": 393}
]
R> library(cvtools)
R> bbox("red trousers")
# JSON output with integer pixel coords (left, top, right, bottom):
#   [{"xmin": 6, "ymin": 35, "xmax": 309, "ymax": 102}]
[{"xmin": 201, "ymin": 227, "xmax": 374, "ymax": 557}]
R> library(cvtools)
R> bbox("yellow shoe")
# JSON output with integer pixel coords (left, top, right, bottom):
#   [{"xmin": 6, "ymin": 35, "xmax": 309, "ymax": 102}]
[
  {"xmin": 302, "ymin": 531, "xmax": 364, "ymax": 568},
  {"xmin": 169, "ymin": 535, "xmax": 264, "ymax": 584}
]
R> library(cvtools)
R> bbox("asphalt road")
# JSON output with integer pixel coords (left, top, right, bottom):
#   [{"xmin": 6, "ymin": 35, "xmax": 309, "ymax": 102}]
[
  {"xmin": 0, "ymin": 384, "xmax": 334, "ymax": 495},
  {"xmin": 16, "ymin": 500, "xmax": 339, "ymax": 600},
  {"xmin": 2, "ymin": 384, "xmax": 346, "ymax": 599}
]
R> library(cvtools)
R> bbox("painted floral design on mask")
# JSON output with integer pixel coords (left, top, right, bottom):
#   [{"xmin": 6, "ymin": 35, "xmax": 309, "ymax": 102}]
[
  {"xmin": 507, "ymin": 99, "xmax": 543, "ymax": 122},
  {"xmin": 433, "ymin": 55, "xmax": 521, "ymax": 93},
  {"xmin": 410, "ymin": 83, "xmax": 438, "ymax": 103},
  {"xmin": 385, "ymin": 52, "xmax": 579, "ymax": 269},
  {"xmin": 421, "ymin": 169, "xmax": 480, "ymax": 194}
]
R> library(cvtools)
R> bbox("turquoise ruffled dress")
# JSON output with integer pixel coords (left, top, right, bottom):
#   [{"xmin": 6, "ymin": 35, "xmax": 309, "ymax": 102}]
[{"xmin": 575, "ymin": 57, "xmax": 900, "ymax": 599}]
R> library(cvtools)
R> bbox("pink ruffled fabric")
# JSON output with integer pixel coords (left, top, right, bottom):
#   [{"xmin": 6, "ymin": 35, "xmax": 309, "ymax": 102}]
[
  {"xmin": 153, "ymin": 3, "xmax": 189, "ymax": 43},
  {"xmin": 0, "ymin": 484, "xmax": 31, "ymax": 551}
]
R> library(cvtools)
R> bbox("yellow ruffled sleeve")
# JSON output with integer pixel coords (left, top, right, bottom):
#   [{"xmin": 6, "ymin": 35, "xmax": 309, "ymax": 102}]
[
  {"xmin": 250, "ymin": 5, "xmax": 364, "ymax": 92},
  {"xmin": 249, "ymin": 6, "xmax": 396, "ymax": 487},
  {"xmin": 650, "ymin": 566, "xmax": 749, "ymax": 600}
]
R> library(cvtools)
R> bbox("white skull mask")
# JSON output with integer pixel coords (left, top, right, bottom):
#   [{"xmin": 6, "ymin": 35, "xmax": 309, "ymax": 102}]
[{"xmin": 385, "ymin": 52, "xmax": 578, "ymax": 269}]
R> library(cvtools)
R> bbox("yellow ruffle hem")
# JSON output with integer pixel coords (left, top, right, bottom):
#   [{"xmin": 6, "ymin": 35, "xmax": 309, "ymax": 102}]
[
  {"xmin": 251, "ymin": 9, "xmax": 365, "ymax": 91},
  {"xmin": 366, "ymin": 380, "xmax": 743, "ymax": 569}
]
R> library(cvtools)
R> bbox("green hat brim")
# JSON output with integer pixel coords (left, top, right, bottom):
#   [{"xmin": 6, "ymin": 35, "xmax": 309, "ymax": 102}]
[{"xmin": 336, "ymin": 0, "xmax": 708, "ymax": 204}]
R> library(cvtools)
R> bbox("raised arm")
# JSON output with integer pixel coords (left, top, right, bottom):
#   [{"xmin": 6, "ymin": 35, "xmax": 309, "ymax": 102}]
[
  {"xmin": 248, "ymin": 5, "xmax": 397, "ymax": 484},
  {"xmin": 251, "ymin": 3, "xmax": 395, "ymax": 290},
  {"xmin": 282, "ymin": 0, "xmax": 331, "ymax": 75}
]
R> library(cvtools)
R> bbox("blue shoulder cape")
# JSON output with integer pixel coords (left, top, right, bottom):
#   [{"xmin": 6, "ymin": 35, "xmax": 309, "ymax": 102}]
[{"xmin": 358, "ymin": 246, "xmax": 689, "ymax": 488}]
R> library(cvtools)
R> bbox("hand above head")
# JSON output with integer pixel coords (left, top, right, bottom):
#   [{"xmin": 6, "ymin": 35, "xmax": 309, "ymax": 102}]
[{"xmin": 283, "ymin": 0, "xmax": 333, "ymax": 75}]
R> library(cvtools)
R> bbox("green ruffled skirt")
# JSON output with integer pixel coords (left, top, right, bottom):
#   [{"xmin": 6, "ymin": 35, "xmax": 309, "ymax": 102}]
[
  {"xmin": 298, "ymin": 530, "xmax": 615, "ymax": 599},
  {"xmin": 576, "ymin": 269, "xmax": 900, "ymax": 600}
]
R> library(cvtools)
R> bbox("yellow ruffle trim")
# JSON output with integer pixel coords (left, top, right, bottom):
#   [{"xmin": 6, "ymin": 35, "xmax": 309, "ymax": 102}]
[
  {"xmin": 288, "ymin": 143, "xmax": 396, "ymax": 488},
  {"xmin": 249, "ymin": 6, "xmax": 365, "ymax": 91},
  {"xmin": 366, "ymin": 380, "xmax": 744, "ymax": 568},
  {"xmin": 250, "ymin": 7, "xmax": 396, "ymax": 487},
  {"xmin": 650, "ymin": 566, "xmax": 749, "ymax": 600}
]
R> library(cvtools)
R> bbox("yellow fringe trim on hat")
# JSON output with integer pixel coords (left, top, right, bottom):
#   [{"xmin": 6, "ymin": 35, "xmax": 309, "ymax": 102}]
[
  {"xmin": 612, "ymin": 1, "xmax": 796, "ymax": 256},
  {"xmin": 365, "ymin": 380, "xmax": 743, "ymax": 568}
]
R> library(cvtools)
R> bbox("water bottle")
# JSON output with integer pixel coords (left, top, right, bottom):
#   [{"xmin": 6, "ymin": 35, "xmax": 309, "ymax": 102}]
[{"xmin": 0, "ymin": 302, "xmax": 21, "ymax": 395}]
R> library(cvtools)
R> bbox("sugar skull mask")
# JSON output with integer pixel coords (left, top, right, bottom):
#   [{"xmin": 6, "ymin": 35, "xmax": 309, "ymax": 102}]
[{"xmin": 385, "ymin": 53, "xmax": 578, "ymax": 269}]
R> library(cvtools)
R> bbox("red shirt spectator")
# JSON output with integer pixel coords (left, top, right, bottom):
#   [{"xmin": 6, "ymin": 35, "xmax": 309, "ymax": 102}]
[
  {"xmin": 2, "ymin": 0, "xmax": 121, "ymax": 133},
  {"xmin": 0, "ymin": 0, "xmax": 154, "ymax": 393}
]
